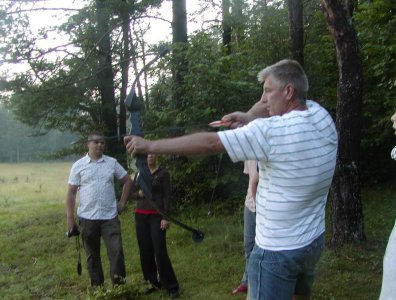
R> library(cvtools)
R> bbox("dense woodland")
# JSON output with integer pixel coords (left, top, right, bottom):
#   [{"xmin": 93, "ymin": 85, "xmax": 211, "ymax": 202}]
[{"xmin": 0, "ymin": 0, "xmax": 395, "ymax": 246}]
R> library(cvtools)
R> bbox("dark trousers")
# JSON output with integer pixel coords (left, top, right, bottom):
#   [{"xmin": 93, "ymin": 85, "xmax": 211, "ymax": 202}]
[
  {"xmin": 135, "ymin": 213, "xmax": 179, "ymax": 292},
  {"xmin": 79, "ymin": 217, "xmax": 126, "ymax": 286}
]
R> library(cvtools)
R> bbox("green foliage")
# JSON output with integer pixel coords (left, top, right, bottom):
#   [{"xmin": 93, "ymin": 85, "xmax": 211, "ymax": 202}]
[
  {"xmin": 0, "ymin": 0, "xmax": 167, "ymax": 158},
  {"xmin": 355, "ymin": 0, "xmax": 396, "ymax": 183},
  {"xmin": 184, "ymin": 32, "xmax": 262, "ymax": 114},
  {"xmin": 141, "ymin": 1, "xmax": 294, "ymax": 206},
  {"xmin": 1, "ymin": 0, "xmax": 395, "ymax": 197},
  {"xmin": 0, "ymin": 1, "xmax": 32, "ymax": 64},
  {"xmin": 144, "ymin": 30, "xmax": 263, "ymax": 206},
  {"xmin": 87, "ymin": 284, "xmax": 140, "ymax": 300},
  {"xmin": 293, "ymin": 0, "xmax": 396, "ymax": 184},
  {"xmin": 243, "ymin": 2, "xmax": 290, "ymax": 65},
  {"xmin": 304, "ymin": 8, "xmax": 338, "ymax": 114}
]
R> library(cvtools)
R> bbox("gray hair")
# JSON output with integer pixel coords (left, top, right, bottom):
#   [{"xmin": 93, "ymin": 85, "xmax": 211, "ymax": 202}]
[{"xmin": 257, "ymin": 59, "xmax": 309, "ymax": 104}]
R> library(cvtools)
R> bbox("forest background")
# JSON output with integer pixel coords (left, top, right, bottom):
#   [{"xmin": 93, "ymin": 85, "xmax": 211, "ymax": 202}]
[{"xmin": 0, "ymin": 0, "xmax": 396, "ymax": 248}]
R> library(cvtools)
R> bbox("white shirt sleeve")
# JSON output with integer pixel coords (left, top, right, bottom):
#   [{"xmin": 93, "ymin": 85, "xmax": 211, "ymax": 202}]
[{"xmin": 217, "ymin": 120, "xmax": 270, "ymax": 163}]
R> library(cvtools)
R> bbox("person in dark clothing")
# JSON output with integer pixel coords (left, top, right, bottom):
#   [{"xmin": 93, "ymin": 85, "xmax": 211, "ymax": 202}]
[{"xmin": 130, "ymin": 154, "xmax": 180, "ymax": 299}]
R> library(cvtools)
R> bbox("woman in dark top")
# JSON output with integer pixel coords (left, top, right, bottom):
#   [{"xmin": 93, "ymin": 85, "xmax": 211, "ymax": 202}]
[{"xmin": 130, "ymin": 154, "xmax": 180, "ymax": 299}]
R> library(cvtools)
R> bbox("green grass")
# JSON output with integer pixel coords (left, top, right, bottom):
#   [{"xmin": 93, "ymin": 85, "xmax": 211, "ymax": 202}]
[{"xmin": 0, "ymin": 162, "xmax": 395, "ymax": 299}]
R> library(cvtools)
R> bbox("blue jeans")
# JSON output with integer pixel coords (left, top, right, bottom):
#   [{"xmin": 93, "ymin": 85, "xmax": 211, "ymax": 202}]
[
  {"xmin": 248, "ymin": 233, "xmax": 325, "ymax": 300},
  {"xmin": 241, "ymin": 207, "xmax": 256, "ymax": 285}
]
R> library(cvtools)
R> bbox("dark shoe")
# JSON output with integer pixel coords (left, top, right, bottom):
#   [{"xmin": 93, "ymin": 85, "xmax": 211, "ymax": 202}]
[
  {"xmin": 113, "ymin": 274, "xmax": 126, "ymax": 285},
  {"xmin": 232, "ymin": 284, "xmax": 248, "ymax": 294},
  {"xmin": 151, "ymin": 280, "xmax": 162, "ymax": 289},
  {"xmin": 142, "ymin": 280, "xmax": 161, "ymax": 294},
  {"xmin": 168, "ymin": 288, "xmax": 180, "ymax": 298},
  {"xmin": 143, "ymin": 286, "xmax": 157, "ymax": 295}
]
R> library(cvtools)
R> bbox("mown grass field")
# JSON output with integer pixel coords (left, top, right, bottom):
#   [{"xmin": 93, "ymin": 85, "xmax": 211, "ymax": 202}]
[{"xmin": 0, "ymin": 162, "xmax": 395, "ymax": 299}]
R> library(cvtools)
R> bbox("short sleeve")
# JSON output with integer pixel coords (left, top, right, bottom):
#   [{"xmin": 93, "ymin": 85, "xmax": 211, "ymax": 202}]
[
  {"xmin": 68, "ymin": 163, "xmax": 81, "ymax": 186},
  {"xmin": 217, "ymin": 120, "xmax": 270, "ymax": 163},
  {"xmin": 114, "ymin": 161, "xmax": 128, "ymax": 180}
]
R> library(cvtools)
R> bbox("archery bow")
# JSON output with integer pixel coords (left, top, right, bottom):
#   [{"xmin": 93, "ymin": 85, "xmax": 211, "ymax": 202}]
[{"xmin": 124, "ymin": 50, "xmax": 204, "ymax": 244}]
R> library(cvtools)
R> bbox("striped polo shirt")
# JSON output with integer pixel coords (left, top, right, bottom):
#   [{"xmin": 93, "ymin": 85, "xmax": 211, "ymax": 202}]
[{"xmin": 218, "ymin": 100, "xmax": 338, "ymax": 250}]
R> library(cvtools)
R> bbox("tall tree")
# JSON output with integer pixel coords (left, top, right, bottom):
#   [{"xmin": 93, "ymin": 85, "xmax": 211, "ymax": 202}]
[
  {"xmin": 287, "ymin": 0, "xmax": 304, "ymax": 66},
  {"xmin": 0, "ymin": 0, "xmax": 162, "ymax": 160},
  {"xmin": 320, "ymin": 0, "xmax": 365, "ymax": 245},
  {"xmin": 95, "ymin": 0, "xmax": 119, "ymax": 157},
  {"xmin": 172, "ymin": 0, "xmax": 187, "ymax": 44},
  {"xmin": 232, "ymin": 0, "xmax": 246, "ymax": 48},
  {"xmin": 171, "ymin": 0, "xmax": 188, "ymax": 127},
  {"xmin": 222, "ymin": 0, "xmax": 232, "ymax": 54},
  {"xmin": 118, "ymin": 0, "xmax": 131, "ymax": 141},
  {"xmin": 221, "ymin": 0, "xmax": 246, "ymax": 54}
]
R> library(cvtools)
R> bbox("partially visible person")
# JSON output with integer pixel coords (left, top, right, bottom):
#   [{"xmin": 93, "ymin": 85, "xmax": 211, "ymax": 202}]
[
  {"xmin": 232, "ymin": 160, "xmax": 259, "ymax": 295},
  {"xmin": 66, "ymin": 131, "xmax": 132, "ymax": 288},
  {"xmin": 130, "ymin": 154, "xmax": 180, "ymax": 299},
  {"xmin": 379, "ymin": 112, "xmax": 396, "ymax": 300},
  {"xmin": 124, "ymin": 59, "xmax": 338, "ymax": 299}
]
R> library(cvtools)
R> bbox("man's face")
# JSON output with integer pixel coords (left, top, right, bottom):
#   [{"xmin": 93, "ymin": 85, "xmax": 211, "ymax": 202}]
[
  {"xmin": 87, "ymin": 135, "xmax": 105, "ymax": 157},
  {"xmin": 259, "ymin": 75, "xmax": 288, "ymax": 116},
  {"xmin": 147, "ymin": 154, "xmax": 157, "ymax": 165}
]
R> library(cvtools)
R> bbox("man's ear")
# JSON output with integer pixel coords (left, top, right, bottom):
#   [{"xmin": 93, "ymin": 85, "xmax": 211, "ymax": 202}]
[{"xmin": 284, "ymin": 84, "xmax": 295, "ymax": 101}]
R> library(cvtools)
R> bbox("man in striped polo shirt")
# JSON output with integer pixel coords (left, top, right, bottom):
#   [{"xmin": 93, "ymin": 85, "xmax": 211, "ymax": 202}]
[{"xmin": 124, "ymin": 59, "xmax": 338, "ymax": 300}]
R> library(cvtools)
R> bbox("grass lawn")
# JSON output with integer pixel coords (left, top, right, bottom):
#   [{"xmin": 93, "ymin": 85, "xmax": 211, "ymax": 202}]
[{"xmin": 0, "ymin": 162, "xmax": 395, "ymax": 299}]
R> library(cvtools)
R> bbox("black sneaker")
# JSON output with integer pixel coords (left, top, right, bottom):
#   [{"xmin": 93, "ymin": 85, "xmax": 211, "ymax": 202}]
[
  {"xmin": 168, "ymin": 289, "xmax": 180, "ymax": 298},
  {"xmin": 152, "ymin": 280, "xmax": 162, "ymax": 289}
]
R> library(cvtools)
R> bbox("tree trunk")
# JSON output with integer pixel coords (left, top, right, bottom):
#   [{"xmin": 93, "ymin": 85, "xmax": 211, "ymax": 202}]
[
  {"xmin": 321, "ymin": 0, "xmax": 365, "ymax": 246},
  {"xmin": 222, "ymin": 0, "xmax": 232, "ymax": 54},
  {"xmin": 117, "ymin": 5, "xmax": 131, "ymax": 168},
  {"xmin": 95, "ymin": 0, "xmax": 119, "ymax": 158},
  {"xmin": 172, "ymin": 0, "xmax": 188, "ymax": 44},
  {"xmin": 232, "ymin": 0, "xmax": 245, "ymax": 48},
  {"xmin": 287, "ymin": 0, "xmax": 304, "ymax": 66},
  {"xmin": 171, "ymin": 0, "xmax": 188, "ymax": 134},
  {"xmin": 119, "ymin": 6, "xmax": 129, "ymax": 140}
]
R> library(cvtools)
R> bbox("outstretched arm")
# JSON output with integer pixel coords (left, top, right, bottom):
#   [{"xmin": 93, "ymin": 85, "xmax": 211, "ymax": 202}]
[{"xmin": 124, "ymin": 132, "xmax": 225, "ymax": 157}]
